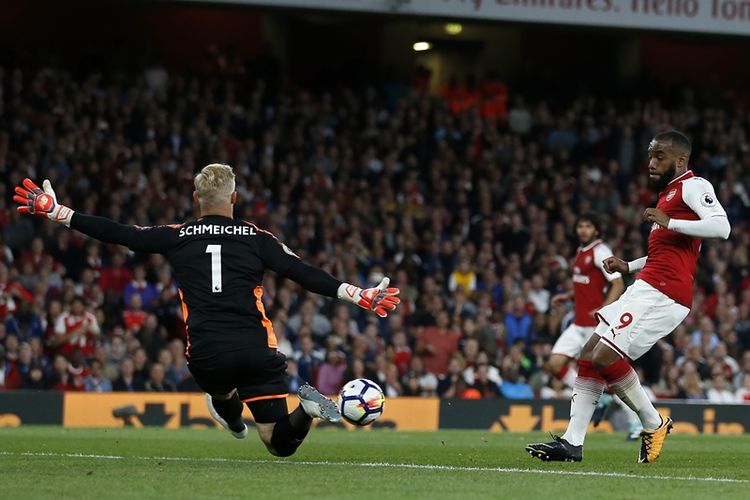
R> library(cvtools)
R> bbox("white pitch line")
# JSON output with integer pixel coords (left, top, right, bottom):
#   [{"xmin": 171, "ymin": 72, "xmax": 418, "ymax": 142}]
[{"xmin": 0, "ymin": 451, "xmax": 746, "ymax": 484}]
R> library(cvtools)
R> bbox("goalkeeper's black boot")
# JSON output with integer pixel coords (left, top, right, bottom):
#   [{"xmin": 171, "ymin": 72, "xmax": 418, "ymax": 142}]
[{"xmin": 526, "ymin": 435, "xmax": 583, "ymax": 462}]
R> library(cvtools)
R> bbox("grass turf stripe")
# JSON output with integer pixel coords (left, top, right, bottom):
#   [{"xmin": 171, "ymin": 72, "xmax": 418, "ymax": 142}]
[{"xmin": 1, "ymin": 450, "xmax": 745, "ymax": 484}]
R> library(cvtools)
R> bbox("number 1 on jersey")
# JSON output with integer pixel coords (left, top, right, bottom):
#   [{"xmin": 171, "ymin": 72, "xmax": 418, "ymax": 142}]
[{"xmin": 205, "ymin": 244, "xmax": 222, "ymax": 293}]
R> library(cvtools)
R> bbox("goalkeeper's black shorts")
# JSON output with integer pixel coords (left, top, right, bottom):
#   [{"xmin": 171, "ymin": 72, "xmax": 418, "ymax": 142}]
[{"xmin": 187, "ymin": 347, "xmax": 289, "ymax": 423}]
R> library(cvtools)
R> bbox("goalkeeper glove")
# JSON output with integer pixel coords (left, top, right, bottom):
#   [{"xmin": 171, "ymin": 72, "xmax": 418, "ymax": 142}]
[
  {"xmin": 338, "ymin": 277, "xmax": 400, "ymax": 318},
  {"xmin": 13, "ymin": 178, "xmax": 74, "ymax": 227}
]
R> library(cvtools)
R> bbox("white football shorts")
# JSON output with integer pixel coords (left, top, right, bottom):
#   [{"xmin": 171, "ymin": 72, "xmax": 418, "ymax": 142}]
[
  {"xmin": 551, "ymin": 323, "xmax": 596, "ymax": 358},
  {"xmin": 594, "ymin": 279, "xmax": 689, "ymax": 360}
]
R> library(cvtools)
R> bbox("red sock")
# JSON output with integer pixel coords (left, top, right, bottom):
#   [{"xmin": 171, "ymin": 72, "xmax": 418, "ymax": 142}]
[
  {"xmin": 597, "ymin": 359, "xmax": 661, "ymax": 430},
  {"xmin": 577, "ymin": 359, "xmax": 604, "ymax": 382},
  {"xmin": 599, "ymin": 358, "xmax": 631, "ymax": 385}
]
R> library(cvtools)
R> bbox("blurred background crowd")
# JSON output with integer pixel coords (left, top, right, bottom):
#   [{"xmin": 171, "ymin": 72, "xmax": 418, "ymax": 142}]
[{"xmin": 1, "ymin": 45, "xmax": 749, "ymax": 404}]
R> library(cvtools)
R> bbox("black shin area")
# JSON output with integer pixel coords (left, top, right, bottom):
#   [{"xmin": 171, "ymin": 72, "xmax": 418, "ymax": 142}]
[
  {"xmin": 211, "ymin": 393, "xmax": 244, "ymax": 431},
  {"xmin": 270, "ymin": 410, "xmax": 311, "ymax": 457}
]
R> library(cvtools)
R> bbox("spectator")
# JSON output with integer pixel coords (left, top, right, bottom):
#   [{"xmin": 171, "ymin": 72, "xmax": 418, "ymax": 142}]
[
  {"xmin": 167, "ymin": 339, "xmax": 191, "ymax": 383},
  {"xmin": 51, "ymin": 296, "xmax": 100, "ymax": 358},
  {"xmin": 504, "ymin": 295, "xmax": 533, "ymax": 347},
  {"xmin": 526, "ymin": 274, "xmax": 550, "ymax": 314},
  {"xmin": 106, "ymin": 334, "xmax": 128, "ymax": 367},
  {"xmin": 92, "ymin": 343, "xmax": 118, "ymax": 381},
  {"xmin": 469, "ymin": 364, "xmax": 501, "ymax": 398},
  {"xmin": 0, "ymin": 263, "xmax": 34, "ymax": 332},
  {"xmin": 736, "ymin": 373, "xmax": 750, "ymax": 403},
  {"xmin": 286, "ymin": 358, "xmax": 306, "ymax": 394},
  {"xmin": 540, "ymin": 376, "xmax": 573, "ymax": 400},
  {"xmin": 500, "ymin": 361, "xmax": 534, "ymax": 399},
  {"xmin": 706, "ymin": 366, "xmax": 736, "ymax": 403},
  {"xmin": 691, "ymin": 317, "xmax": 720, "ymax": 354},
  {"xmin": 390, "ymin": 329, "xmax": 412, "ymax": 377},
  {"xmin": 448, "ymin": 259, "xmax": 477, "ymax": 294},
  {"xmin": 145, "ymin": 362, "xmax": 177, "ymax": 392},
  {"xmin": 13, "ymin": 342, "xmax": 33, "ymax": 385},
  {"xmin": 382, "ymin": 362, "xmax": 403, "ymax": 398},
  {"xmin": 49, "ymin": 354, "xmax": 83, "ymax": 391},
  {"xmin": 84, "ymin": 359, "xmax": 113, "ymax": 392},
  {"xmin": 680, "ymin": 371, "xmax": 706, "ymax": 400},
  {"xmin": 316, "ymin": 350, "xmax": 346, "ymax": 396},
  {"xmin": 417, "ymin": 310, "xmax": 460, "ymax": 376},
  {"xmin": 99, "ymin": 253, "xmax": 133, "ymax": 296},
  {"xmin": 437, "ymin": 356, "xmax": 465, "ymax": 397},
  {"xmin": 463, "ymin": 351, "xmax": 502, "ymax": 387},
  {"xmin": 295, "ymin": 334, "xmax": 323, "ymax": 384},
  {"xmin": 132, "ymin": 347, "xmax": 150, "ymax": 382},
  {"xmin": 156, "ymin": 348, "xmax": 181, "ymax": 387},
  {"xmin": 123, "ymin": 294, "xmax": 147, "ymax": 335},
  {"xmin": 112, "ymin": 357, "xmax": 146, "ymax": 392},
  {"xmin": 0, "ymin": 344, "xmax": 21, "ymax": 389},
  {"xmin": 405, "ymin": 356, "xmax": 439, "ymax": 396},
  {"xmin": 287, "ymin": 299, "xmax": 331, "ymax": 340},
  {"xmin": 123, "ymin": 265, "xmax": 159, "ymax": 311}
]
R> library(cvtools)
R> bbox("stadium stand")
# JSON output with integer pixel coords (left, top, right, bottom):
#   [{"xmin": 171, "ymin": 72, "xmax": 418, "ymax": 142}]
[{"xmin": 1, "ymin": 50, "xmax": 749, "ymax": 405}]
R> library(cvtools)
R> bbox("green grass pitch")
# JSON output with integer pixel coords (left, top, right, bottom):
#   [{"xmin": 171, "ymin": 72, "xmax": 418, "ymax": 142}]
[{"xmin": 0, "ymin": 427, "xmax": 748, "ymax": 499}]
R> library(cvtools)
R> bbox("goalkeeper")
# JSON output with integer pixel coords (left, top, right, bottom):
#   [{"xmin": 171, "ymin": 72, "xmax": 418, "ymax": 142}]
[{"xmin": 14, "ymin": 163, "xmax": 400, "ymax": 457}]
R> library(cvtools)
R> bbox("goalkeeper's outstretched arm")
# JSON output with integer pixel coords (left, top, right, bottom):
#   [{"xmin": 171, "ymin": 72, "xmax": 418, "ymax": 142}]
[
  {"xmin": 253, "ymin": 227, "xmax": 400, "ymax": 318},
  {"xmin": 14, "ymin": 178, "xmax": 178, "ymax": 253}
]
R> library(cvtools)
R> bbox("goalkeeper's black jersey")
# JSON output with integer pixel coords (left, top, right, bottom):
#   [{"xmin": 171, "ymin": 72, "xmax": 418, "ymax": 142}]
[{"xmin": 70, "ymin": 213, "xmax": 341, "ymax": 358}]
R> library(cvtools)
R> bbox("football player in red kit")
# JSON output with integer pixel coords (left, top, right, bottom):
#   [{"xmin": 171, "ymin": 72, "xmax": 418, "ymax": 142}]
[
  {"xmin": 527, "ymin": 130, "xmax": 730, "ymax": 463},
  {"xmin": 547, "ymin": 214, "xmax": 624, "ymax": 389}
]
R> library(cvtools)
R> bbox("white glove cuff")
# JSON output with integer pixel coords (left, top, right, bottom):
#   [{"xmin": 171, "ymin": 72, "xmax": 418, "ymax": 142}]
[{"xmin": 337, "ymin": 283, "xmax": 362, "ymax": 303}]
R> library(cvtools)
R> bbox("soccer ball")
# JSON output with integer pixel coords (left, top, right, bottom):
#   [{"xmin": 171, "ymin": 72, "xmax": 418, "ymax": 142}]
[{"xmin": 338, "ymin": 378, "xmax": 385, "ymax": 426}]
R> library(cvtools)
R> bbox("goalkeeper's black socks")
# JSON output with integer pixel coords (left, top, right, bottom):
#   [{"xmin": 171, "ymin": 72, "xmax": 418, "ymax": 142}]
[
  {"xmin": 270, "ymin": 406, "xmax": 311, "ymax": 457},
  {"xmin": 288, "ymin": 404, "xmax": 313, "ymax": 433},
  {"xmin": 211, "ymin": 393, "xmax": 245, "ymax": 432}
]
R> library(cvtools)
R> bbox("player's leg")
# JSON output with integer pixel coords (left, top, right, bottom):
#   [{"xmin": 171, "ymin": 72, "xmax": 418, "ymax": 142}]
[
  {"xmin": 591, "ymin": 282, "xmax": 688, "ymax": 462},
  {"xmin": 591, "ymin": 341, "xmax": 661, "ymax": 429},
  {"xmin": 240, "ymin": 350, "xmax": 341, "ymax": 457},
  {"xmin": 248, "ymin": 384, "xmax": 341, "ymax": 457},
  {"xmin": 547, "ymin": 323, "xmax": 585, "ymax": 389},
  {"xmin": 205, "ymin": 389, "xmax": 248, "ymax": 438},
  {"xmin": 612, "ymin": 394, "xmax": 643, "ymax": 440},
  {"xmin": 526, "ymin": 333, "xmax": 604, "ymax": 462},
  {"xmin": 527, "ymin": 303, "xmax": 624, "ymax": 461},
  {"xmin": 557, "ymin": 332, "xmax": 607, "ymax": 446},
  {"xmin": 187, "ymin": 360, "xmax": 248, "ymax": 438},
  {"xmin": 591, "ymin": 340, "xmax": 671, "ymax": 462}
]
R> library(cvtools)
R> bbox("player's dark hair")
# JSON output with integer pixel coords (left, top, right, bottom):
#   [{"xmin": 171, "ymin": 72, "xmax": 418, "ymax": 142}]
[
  {"xmin": 654, "ymin": 129, "xmax": 692, "ymax": 156},
  {"xmin": 575, "ymin": 212, "xmax": 601, "ymax": 235}
]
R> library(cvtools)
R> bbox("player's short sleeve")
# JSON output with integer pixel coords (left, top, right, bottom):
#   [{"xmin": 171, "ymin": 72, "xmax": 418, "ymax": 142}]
[
  {"xmin": 593, "ymin": 243, "xmax": 621, "ymax": 282},
  {"xmin": 682, "ymin": 178, "xmax": 728, "ymax": 220},
  {"xmin": 256, "ymin": 229, "xmax": 301, "ymax": 276},
  {"xmin": 87, "ymin": 312, "xmax": 101, "ymax": 335},
  {"xmin": 55, "ymin": 315, "xmax": 66, "ymax": 335}
]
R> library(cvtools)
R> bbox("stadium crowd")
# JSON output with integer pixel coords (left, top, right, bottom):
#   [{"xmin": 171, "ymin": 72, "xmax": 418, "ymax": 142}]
[{"xmin": 1, "ymin": 60, "xmax": 749, "ymax": 405}]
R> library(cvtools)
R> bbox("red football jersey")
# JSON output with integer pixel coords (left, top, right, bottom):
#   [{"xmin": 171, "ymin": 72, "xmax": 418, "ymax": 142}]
[
  {"xmin": 638, "ymin": 171, "xmax": 726, "ymax": 308},
  {"xmin": 572, "ymin": 240, "xmax": 620, "ymax": 327}
]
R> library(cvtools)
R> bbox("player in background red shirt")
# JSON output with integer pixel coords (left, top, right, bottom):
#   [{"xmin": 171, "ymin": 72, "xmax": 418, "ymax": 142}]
[
  {"xmin": 528, "ymin": 130, "xmax": 731, "ymax": 464},
  {"xmin": 547, "ymin": 214, "xmax": 624, "ymax": 388}
]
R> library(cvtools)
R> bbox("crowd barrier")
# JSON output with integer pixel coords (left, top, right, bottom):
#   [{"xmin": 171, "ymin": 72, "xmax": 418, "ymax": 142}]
[{"xmin": 1, "ymin": 392, "xmax": 747, "ymax": 434}]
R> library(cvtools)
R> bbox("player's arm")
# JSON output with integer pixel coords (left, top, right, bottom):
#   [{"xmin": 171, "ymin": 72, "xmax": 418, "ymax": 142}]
[
  {"xmin": 602, "ymin": 255, "xmax": 645, "ymax": 274},
  {"xmin": 594, "ymin": 244, "xmax": 625, "ymax": 306},
  {"xmin": 550, "ymin": 289, "xmax": 573, "ymax": 307},
  {"xmin": 644, "ymin": 180, "xmax": 730, "ymax": 239},
  {"xmin": 255, "ymin": 228, "xmax": 400, "ymax": 318},
  {"xmin": 13, "ymin": 178, "xmax": 179, "ymax": 253},
  {"xmin": 70, "ymin": 213, "xmax": 179, "ymax": 253}
]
